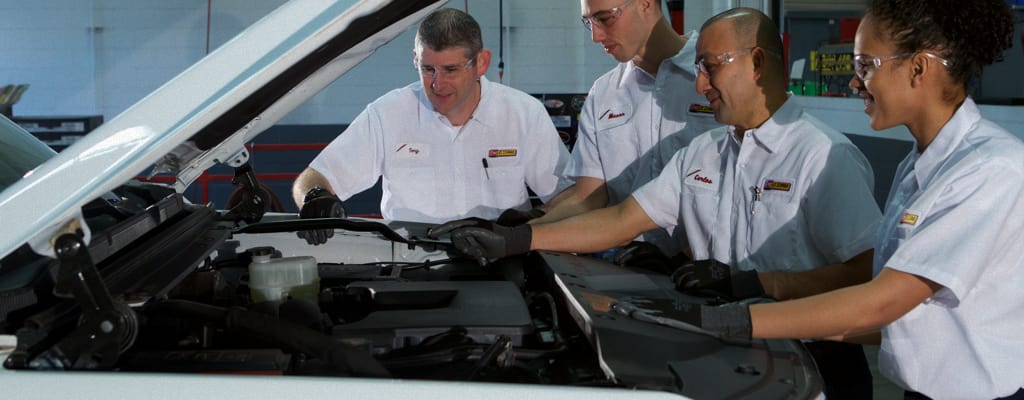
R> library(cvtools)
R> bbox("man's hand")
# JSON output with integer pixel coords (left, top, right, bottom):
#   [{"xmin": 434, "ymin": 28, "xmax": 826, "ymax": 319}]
[
  {"xmin": 671, "ymin": 259, "xmax": 766, "ymax": 300},
  {"xmin": 427, "ymin": 218, "xmax": 532, "ymax": 265},
  {"xmin": 612, "ymin": 241, "xmax": 674, "ymax": 274},
  {"xmin": 610, "ymin": 297, "xmax": 752, "ymax": 341},
  {"xmin": 495, "ymin": 207, "xmax": 546, "ymax": 227},
  {"xmin": 297, "ymin": 188, "xmax": 345, "ymax": 245}
]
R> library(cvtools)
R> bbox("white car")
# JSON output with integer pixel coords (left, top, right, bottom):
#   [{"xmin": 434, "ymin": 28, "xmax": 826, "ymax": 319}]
[{"xmin": 0, "ymin": 1, "xmax": 822, "ymax": 399}]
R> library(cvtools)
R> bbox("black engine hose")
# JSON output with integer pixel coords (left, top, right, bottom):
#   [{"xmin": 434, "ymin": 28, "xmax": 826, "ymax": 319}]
[
  {"xmin": 145, "ymin": 299, "xmax": 390, "ymax": 377},
  {"xmin": 466, "ymin": 335, "xmax": 512, "ymax": 380}
]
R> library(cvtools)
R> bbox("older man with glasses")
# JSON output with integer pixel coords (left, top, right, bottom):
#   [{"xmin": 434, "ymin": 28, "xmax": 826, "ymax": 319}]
[
  {"xmin": 495, "ymin": 0, "xmax": 721, "ymax": 271},
  {"xmin": 290, "ymin": 8, "xmax": 573, "ymax": 245},
  {"xmin": 430, "ymin": 7, "xmax": 881, "ymax": 399}
]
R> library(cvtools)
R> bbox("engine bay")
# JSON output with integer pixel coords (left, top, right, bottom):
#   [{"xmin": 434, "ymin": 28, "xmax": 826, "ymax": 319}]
[{"xmin": 0, "ymin": 185, "xmax": 822, "ymax": 399}]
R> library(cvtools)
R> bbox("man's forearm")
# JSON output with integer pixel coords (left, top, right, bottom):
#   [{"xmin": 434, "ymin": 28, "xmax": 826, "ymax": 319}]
[
  {"xmin": 533, "ymin": 177, "xmax": 609, "ymax": 224},
  {"xmin": 532, "ymin": 197, "xmax": 655, "ymax": 253},
  {"xmin": 535, "ymin": 195, "xmax": 603, "ymax": 224},
  {"xmin": 759, "ymin": 250, "xmax": 874, "ymax": 300},
  {"xmin": 292, "ymin": 168, "xmax": 335, "ymax": 208}
]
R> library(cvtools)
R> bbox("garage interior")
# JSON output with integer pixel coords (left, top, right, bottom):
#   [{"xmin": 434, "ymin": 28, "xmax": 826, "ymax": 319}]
[{"xmin": 1, "ymin": 1, "xmax": 1022, "ymax": 398}]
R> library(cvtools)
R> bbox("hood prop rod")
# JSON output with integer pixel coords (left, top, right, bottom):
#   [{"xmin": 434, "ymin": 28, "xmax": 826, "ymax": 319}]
[
  {"xmin": 6, "ymin": 233, "xmax": 137, "ymax": 370},
  {"xmin": 221, "ymin": 161, "xmax": 271, "ymax": 224}
]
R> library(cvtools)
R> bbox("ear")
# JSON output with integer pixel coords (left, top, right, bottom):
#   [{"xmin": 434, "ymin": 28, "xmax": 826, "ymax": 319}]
[
  {"xmin": 635, "ymin": 0, "xmax": 653, "ymax": 13},
  {"xmin": 751, "ymin": 47, "xmax": 767, "ymax": 80},
  {"xmin": 909, "ymin": 53, "xmax": 928, "ymax": 87},
  {"xmin": 474, "ymin": 49, "xmax": 493, "ymax": 77}
]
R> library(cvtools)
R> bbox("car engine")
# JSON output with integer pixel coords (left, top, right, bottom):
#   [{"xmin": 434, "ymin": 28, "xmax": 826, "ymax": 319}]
[{"xmin": 0, "ymin": 184, "xmax": 822, "ymax": 399}]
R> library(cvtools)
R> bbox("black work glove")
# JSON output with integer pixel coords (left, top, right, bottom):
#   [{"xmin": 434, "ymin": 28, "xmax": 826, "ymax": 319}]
[
  {"xmin": 612, "ymin": 241, "xmax": 675, "ymax": 274},
  {"xmin": 670, "ymin": 259, "xmax": 766, "ymax": 301},
  {"xmin": 495, "ymin": 207, "xmax": 546, "ymax": 227},
  {"xmin": 297, "ymin": 190, "xmax": 346, "ymax": 246},
  {"xmin": 427, "ymin": 218, "xmax": 532, "ymax": 265},
  {"xmin": 610, "ymin": 297, "xmax": 752, "ymax": 341}
]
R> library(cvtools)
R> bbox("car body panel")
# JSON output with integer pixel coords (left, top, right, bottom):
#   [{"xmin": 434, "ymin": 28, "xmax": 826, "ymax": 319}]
[
  {"xmin": 0, "ymin": 0, "xmax": 446, "ymax": 260},
  {"xmin": 0, "ymin": 350, "xmax": 690, "ymax": 400}
]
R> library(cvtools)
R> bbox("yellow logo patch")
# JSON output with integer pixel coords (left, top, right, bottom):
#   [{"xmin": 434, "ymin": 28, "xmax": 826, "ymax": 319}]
[
  {"xmin": 900, "ymin": 212, "xmax": 919, "ymax": 226},
  {"xmin": 488, "ymin": 149, "xmax": 518, "ymax": 158},
  {"xmin": 762, "ymin": 180, "xmax": 793, "ymax": 192},
  {"xmin": 688, "ymin": 103, "xmax": 714, "ymax": 114}
]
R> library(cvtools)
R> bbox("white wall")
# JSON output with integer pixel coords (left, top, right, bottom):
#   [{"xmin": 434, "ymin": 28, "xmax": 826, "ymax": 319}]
[
  {"xmin": 3, "ymin": 0, "xmax": 1020, "ymax": 142},
  {"xmin": 0, "ymin": 1, "xmax": 96, "ymax": 116},
  {"xmin": 0, "ymin": 0, "xmax": 745, "ymax": 124}
]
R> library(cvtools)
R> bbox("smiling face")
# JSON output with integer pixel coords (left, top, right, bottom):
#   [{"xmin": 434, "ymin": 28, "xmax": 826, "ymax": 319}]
[
  {"xmin": 693, "ymin": 20, "xmax": 762, "ymax": 130},
  {"xmin": 415, "ymin": 46, "xmax": 488, "ymax": 125},
  {"xmin": 849, "ymin": 14, "xmax": 917, "ymax": 131},
  {"xmin": 581, "ymin": 0, "xmax": 650, "ymax": 63}
]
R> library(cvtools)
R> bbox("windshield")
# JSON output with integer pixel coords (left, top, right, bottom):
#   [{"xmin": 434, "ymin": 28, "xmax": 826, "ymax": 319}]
[{"xmin": 0, "ymin": 116, "xmax": 57, "ymax": 193}]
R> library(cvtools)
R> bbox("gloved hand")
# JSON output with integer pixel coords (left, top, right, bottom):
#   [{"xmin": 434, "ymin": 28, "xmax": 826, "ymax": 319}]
[
  {"xmin": 297, "ymin": 189, "xmax": 346, "ymax": 246},
  {"xmin": 427, "ymin": 218, "xmax": 532, "ymax": 265},
  {"xmin": 495, "ymin": 207, "xmax": 546, "ymax": 227},
  {"xmin": 612, "ymin": 241, "xmax": 674, "ymax": 274},
  {"xmin": 610, "ymin": 297, "xmax": 752, "ymax": 341},
  {"xmin": 670, "ymin": 259, "xmax": 766, "ymax": 301}
]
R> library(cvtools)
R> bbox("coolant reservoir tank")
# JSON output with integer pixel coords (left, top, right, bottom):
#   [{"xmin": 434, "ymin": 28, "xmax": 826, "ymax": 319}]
[{"xmin": 248, "ymin": 247, "xmax": 319, "ymax": 304}]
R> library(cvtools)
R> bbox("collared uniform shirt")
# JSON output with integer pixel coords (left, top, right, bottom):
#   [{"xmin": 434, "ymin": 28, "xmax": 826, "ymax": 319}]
[
  {"xmin": 311, "ymin": 76, "xmax": 573, "ymax": 223},
  {"xmin": 573, "ymin": 30, "xmax": 719, "ymax": 255},
  {"xmin": 632, "ymin": 96, "xmax": 880, "ymax": 272},
  {"xmin": 874, "ymin": 98, "xmax": 1024, "ymax": 399}
]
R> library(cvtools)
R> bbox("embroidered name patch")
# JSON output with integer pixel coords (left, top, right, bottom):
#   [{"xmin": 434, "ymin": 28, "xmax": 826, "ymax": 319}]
[
  {"xmin": 395, "ymin": 143, "xmax": 429, "ymax": 159},
  {"xmin": 900, "ymin": 212, "xmax": 920, "ymax": 226},
  {"xmin": 599, "ymin": 109, "xmax": 629, "ymax": 120},
  {"xmin": 688, "ymin": 103, "xmax": 714, "ymax": 114},
  {"xmin": 488, "ymin": 148, "xmax": 518, "ymax": 158},
  {"xmin": 686, "ymin": 169, "xmax": 713, "ymax": 185},
  {"xmin": 762, "ymin": 180, "xmax": 793, "ymax": 192}
]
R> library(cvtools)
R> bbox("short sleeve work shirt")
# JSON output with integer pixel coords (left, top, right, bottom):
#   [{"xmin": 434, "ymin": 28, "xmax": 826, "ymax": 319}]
[
  {"xmin": 310, "ymin": 77, "xmax": 573, "ymax": 223},
  {"xmin": 632, "ymin": 96, "xmax": 880, "ymax": 271},
  {"xmin": 874, "ymin": 98, "xmax": 1024, "ymax": 398},
  {"xmin": 573, "ymin": 31, "xmax": 720, "ymax": 254}
]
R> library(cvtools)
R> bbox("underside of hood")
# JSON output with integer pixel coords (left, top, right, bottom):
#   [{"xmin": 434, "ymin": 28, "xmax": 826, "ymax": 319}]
[{"xmin": 0, "ymin": 0, "xmax": 446, "ymax": 260}]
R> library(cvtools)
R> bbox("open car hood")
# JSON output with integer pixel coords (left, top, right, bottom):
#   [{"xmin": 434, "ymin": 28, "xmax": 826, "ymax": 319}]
[{"xmin": 0, "ymin": 0, "xmax": 447, "ymax": 260}]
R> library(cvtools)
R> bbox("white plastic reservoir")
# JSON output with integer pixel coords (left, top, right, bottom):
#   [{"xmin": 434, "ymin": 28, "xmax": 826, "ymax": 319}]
[{"xmin": 248, "ymin": 247, "xmax": 320, "ymax": 303}]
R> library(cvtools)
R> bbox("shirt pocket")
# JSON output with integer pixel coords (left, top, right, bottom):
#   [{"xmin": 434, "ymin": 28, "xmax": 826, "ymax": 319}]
[
  {"xmin": 893, "ymin": 222, "xmax": 915, "ymax": 244},
  {"xmin": 752, "ymin": 186, "xmax": 799, "ymax": 218},
  {"xmin": 594, "ymin": 101, "xmax": 634, "ymax": 132},
  {"xmin": 681, "ymin": 181, "xmax": 720, "ymax": 250},
  {"xmin": 748, "ymin": 181, "xmax": 801, "ymax": 260},
  {"xmin": 481, "ymin": 165, "xmax": 528, "ymax": 209},
  {"xmin": 594, "ymin": 103, "xmax": 637, "ymax": 148}
]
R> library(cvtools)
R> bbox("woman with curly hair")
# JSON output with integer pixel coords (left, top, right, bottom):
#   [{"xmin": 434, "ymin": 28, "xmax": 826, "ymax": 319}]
[
  {"xmin": 650, "ymin": 1, "xmax": 1023, "ymax": 398},
  {"xmin": 747, "ymin": 0, "xmax": 1023, "ymax": 398},
  {"xmin": 833, "ymin": 1, "xmax": 1024, "ymax": 398}
]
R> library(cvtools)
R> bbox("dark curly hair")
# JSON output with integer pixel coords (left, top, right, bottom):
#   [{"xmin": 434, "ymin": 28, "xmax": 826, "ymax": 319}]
[{"xmin": 865, "ymin": 0, "xmax": 1015, "ymax": 89}]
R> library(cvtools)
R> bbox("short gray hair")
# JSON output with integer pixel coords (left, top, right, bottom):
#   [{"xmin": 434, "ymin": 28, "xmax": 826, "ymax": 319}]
[{"xmin": 415, "ymin": 8, "xmax": 482, "ymax": 60}]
